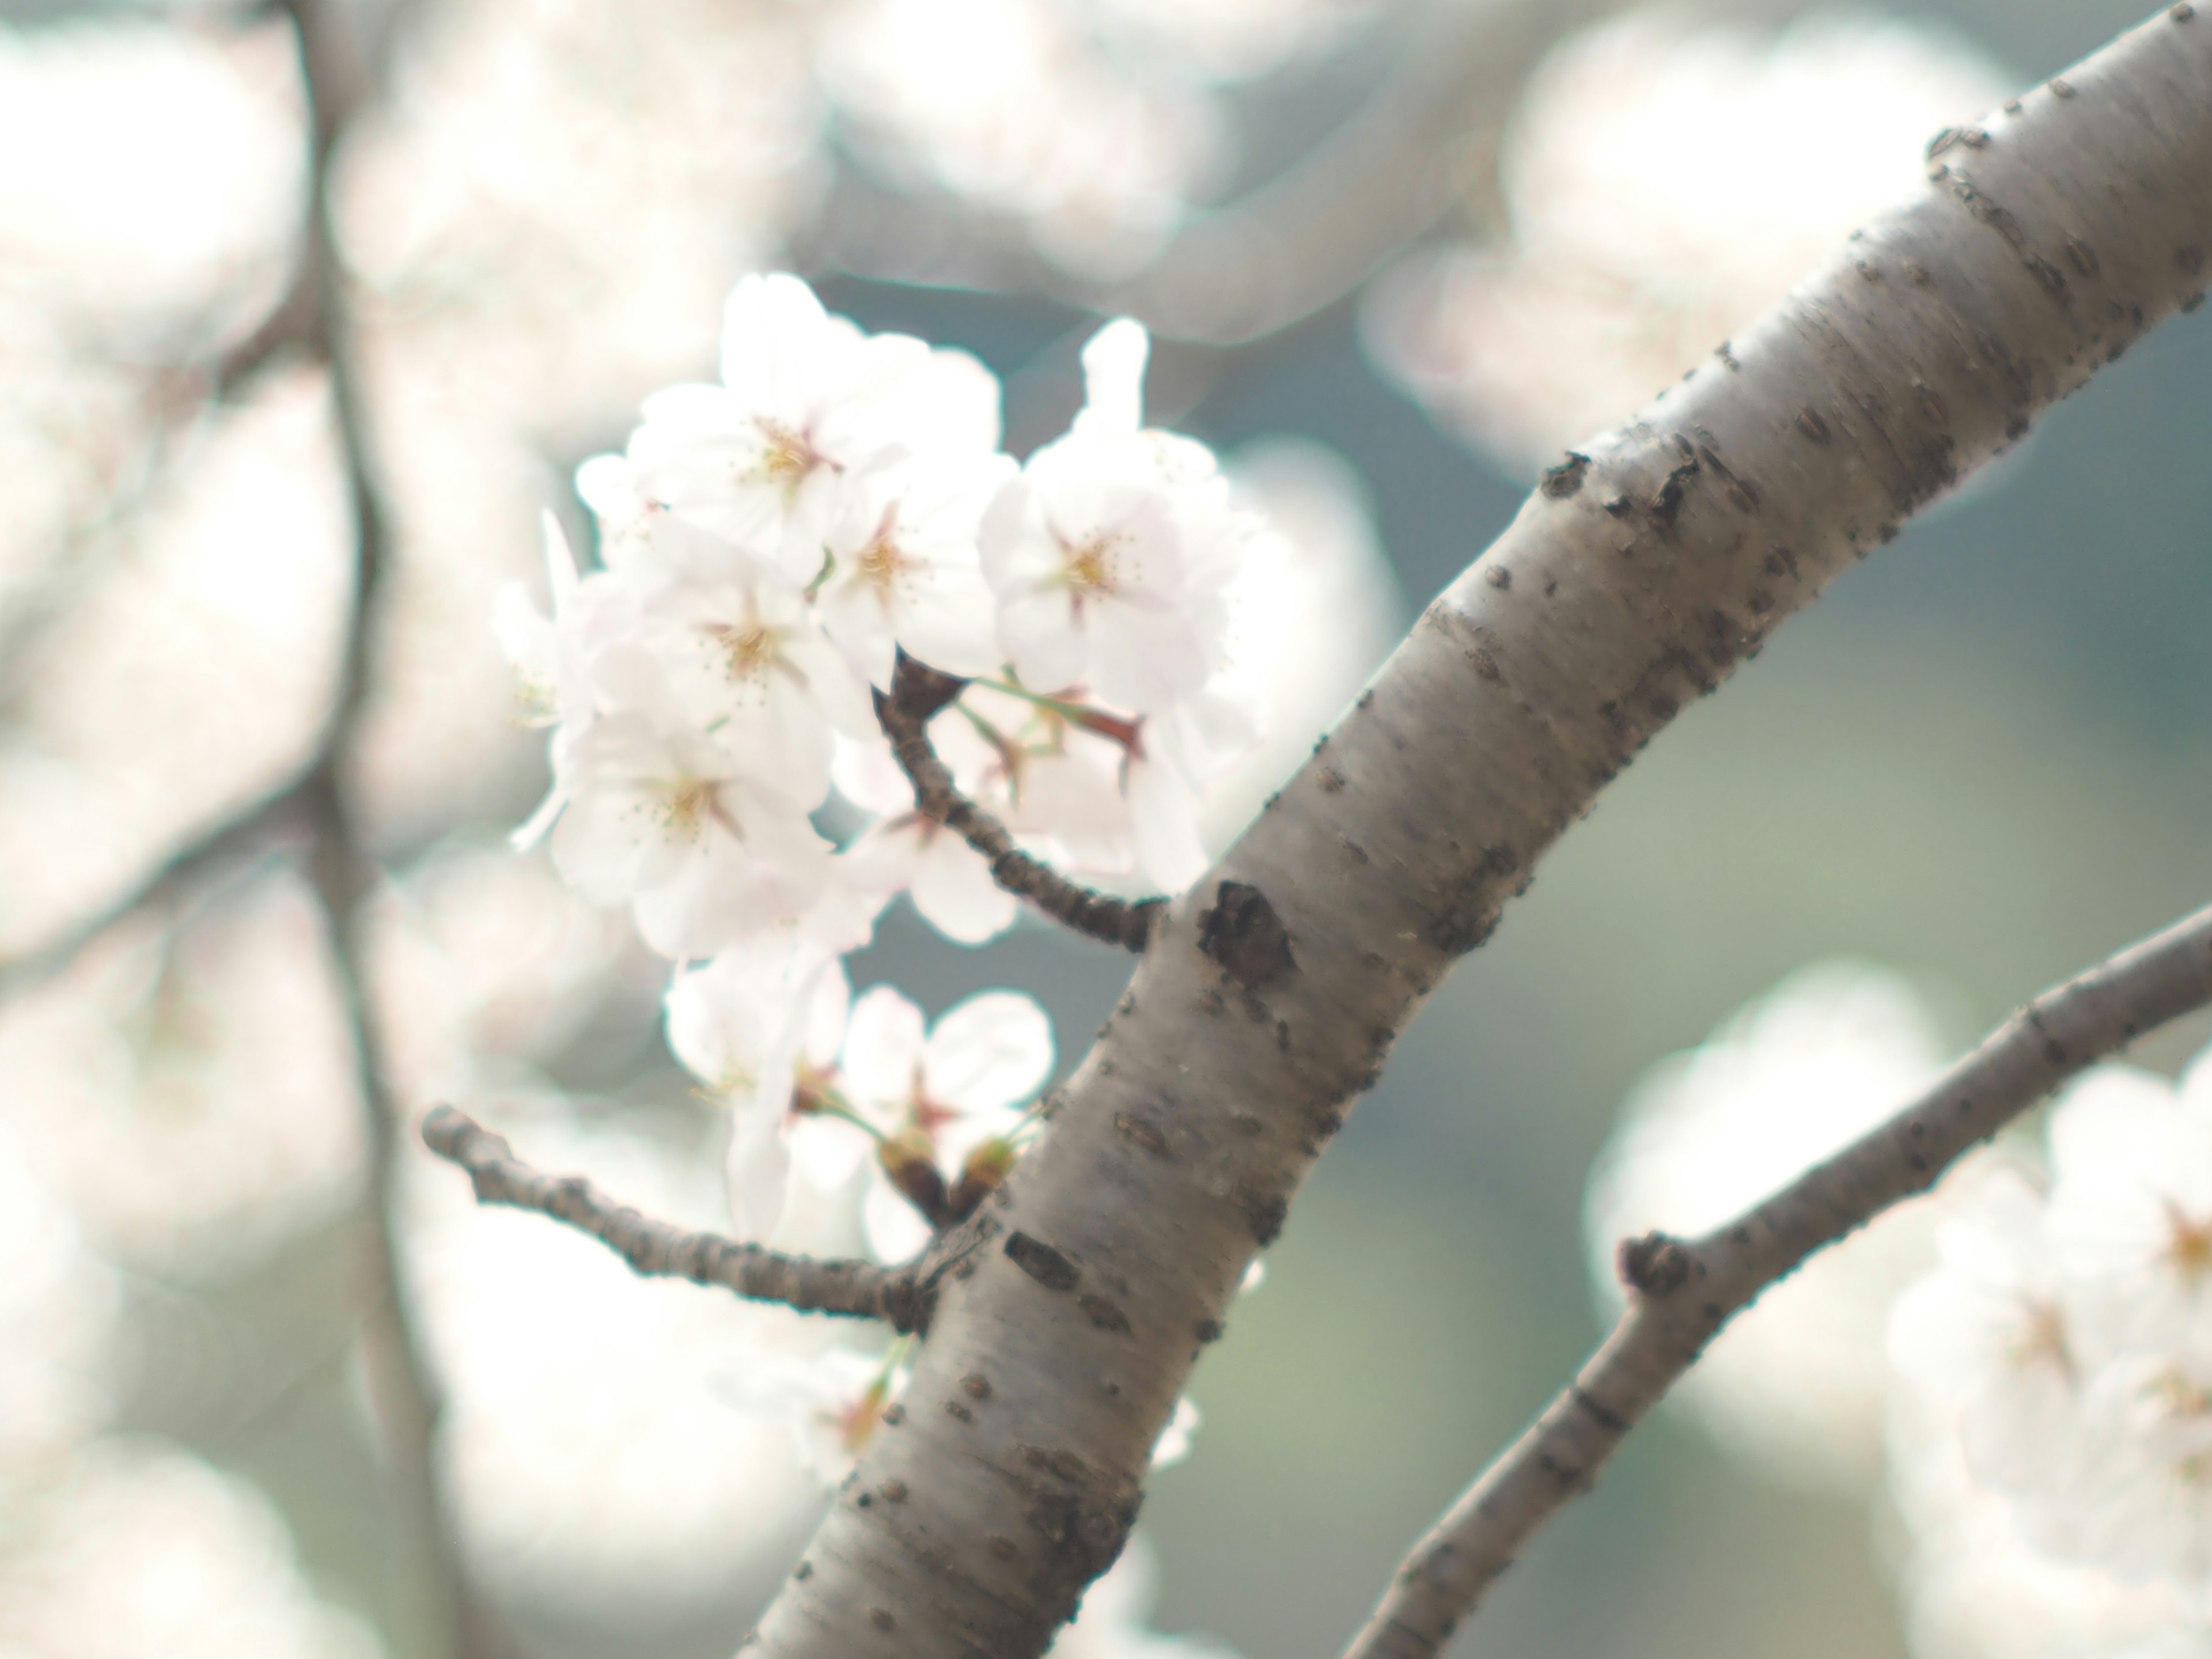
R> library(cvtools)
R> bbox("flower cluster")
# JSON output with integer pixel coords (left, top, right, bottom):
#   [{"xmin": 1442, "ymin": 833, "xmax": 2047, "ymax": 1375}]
[
  {"xmin": 498, "ymin": 274, "xmax": 1270, "ymax": 1484},
  {"xmin": 1891, "ymin": 1056, "xmax": 2212, "ymax": 1613},
  {"xmin": 501, "ymin": 272, "xmax": 1264, "ymax": 1218},
  {"xmin": 500, "ymin": 275, "xmax": 1260, "ymax": 968}
]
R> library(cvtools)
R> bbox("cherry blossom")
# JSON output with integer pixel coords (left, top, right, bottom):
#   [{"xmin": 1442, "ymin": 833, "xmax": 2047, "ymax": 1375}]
[
  {"xmin": 546, "ymin": 651, "xmax": 834, "ymax": 961},
  {"xmin": 666, "ymin": 953, "xmax": 858, "ymax": 1240},
  {"xmin": 980, "ymin": 323, "xmax": 1243, "ymax": 713},
  {"xmin": 839, "ymin": 984, "xmax": 1054, "ymax": 1262},
  {"xmin": 816, "ymin": 453, "xmax": 1014, "ymax": 688},
  {"xmin": 626, "ymin": 527, "xmax": 878, "ymax": 804},
  {"xmin": 721, "ymin": 1340, "xmax": 909, "ymax": 1489},
  {"xmin": 1886, "ymin": 1049, "xmax": 2212, "ymax": 1616},
  {"xmin": 618, "ymin": 273, "xmax": 1000, "ymax": 586},
  {"xmin": 2047, "ymin": 1060, "xmax": 2212, "ymax": 1364},
  {"xmin": 495, "ymin": 514, "xmax": 638, "ymax": 847},
  {"xmin": 1889, "ymin": 1161, "xmax": 2085, "ymax": 1495}
]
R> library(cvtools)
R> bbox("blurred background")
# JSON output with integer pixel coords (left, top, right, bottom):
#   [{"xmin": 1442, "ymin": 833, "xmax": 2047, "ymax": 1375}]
[{"xmin": 0, "ymin": 0, "xmax": 2206, "ymax": 1656}]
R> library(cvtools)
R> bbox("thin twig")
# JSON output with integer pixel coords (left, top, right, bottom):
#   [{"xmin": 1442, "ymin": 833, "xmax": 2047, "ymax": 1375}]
[
  {"xmin": 421, "ymin": 1107, "xmax": 938, "ymax": 1331},
  {"xmin": 1343, "ymin": 898, "xmax": 2212, "ymax": 1659},
  {"xmin": 877, "ymin": 656, "xmax": 1160, "ymax": 952}
]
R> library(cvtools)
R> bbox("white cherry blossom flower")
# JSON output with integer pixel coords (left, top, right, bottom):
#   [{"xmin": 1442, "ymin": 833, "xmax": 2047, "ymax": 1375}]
[
  {"xmin": 2022, "ymin": 1351, "xmax": 2212, "ymax": 1592},
  {"xmin": 1889, "ymin": 1161, "xmax": 2086, "ymax": 1495},
  {"xmin": 619, "ymin": 273, "xmax": 1000, "ymax": 586},
  {"xmin": 2048, "ymin": 1060, "xmax": 2212, "ymax": 1365},
  {"xmin": 1885, "ymin": 1373, "xmax": 2200, "ymax": 1659},
  {"xmin": 979, "ymin": 320, "xmax": 1240, "ymax": 711},
  {"xmin": 843, "ymin": 813, "xmax": 1021, "ymax": 945},
  {"xmin": 666, "ymin": 954, "xmax": 857, "ymax": 1240},
  {"xmin": 719, "ymin": 1340, "xmax": 908, "ymax": 1489},
  {"xmin": 840, "ymin": 984, "xmax": 1054, "ymax": 1262},
  {"xmin": 627, "ymin": 525, "xmax": 878, "ymax": 805},
  {"xmin": 817, "ymin": 453, "xmax": 1014, "ymax": 688},
  {"xmin": 495, "ymin": 514, "xmax": 639, "ymax": 848},
  {"xmin": 547, "ymin": 651, "xmax": 833, "ymax": 960}
]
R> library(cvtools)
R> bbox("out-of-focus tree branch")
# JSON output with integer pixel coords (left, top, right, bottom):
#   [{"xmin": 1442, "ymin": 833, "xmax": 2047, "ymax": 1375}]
[
  {"xmin": 275, "ymin": 2, "xmax": 498, "ymax": 1656},
  {"xmin": 1343, "ymin": 898, "xmax": 2212, "ymax": 1659},
  {"xmin": 1111, "ymin": 0, "xmax": 1631, "ymax": 343},
  {"xmin": 806, "ymin": 0, "xmax": 1631, "ymax": 343},
  {"xmin": 0, "ymin": 786, "xmax": 309, "ymax": 1006}
]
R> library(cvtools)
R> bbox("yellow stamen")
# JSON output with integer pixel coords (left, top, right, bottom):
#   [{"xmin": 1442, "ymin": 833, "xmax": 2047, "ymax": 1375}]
[
  {"xmin": 2006, "ymin": 1298, "xmax": 2070, "ymax": 1376},
  {"xmin": 660, "ymin": 779, "xmax": 713, "ymax": 840},
  {"xmin": 1063, "ymin": 534, "xmax": 1119, "ymax": 595},
  {"xmin": 2165, "ymin": 1203, "xmax": 2212, "ymax": 1281},
  {"xmin": 753, "ymin": 419, "xmax": 820, "ymax": 495}
]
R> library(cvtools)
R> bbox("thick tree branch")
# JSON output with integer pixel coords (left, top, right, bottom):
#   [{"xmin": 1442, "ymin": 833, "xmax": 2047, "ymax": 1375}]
[
  {"xmin": 877, "ymin": 656, "xmax": 1161, "ymax": 952},
  {"xmin": 1344, "ymin": 898, "xmax": 2212, "ymax": 1659},
  {"xmin": 749, "ymin": 11, "xmax": 2212, "ymax": 1658},
  {"xmin": 421, "ymin": 1107, "xmax": 938, "ymax": 1331}
]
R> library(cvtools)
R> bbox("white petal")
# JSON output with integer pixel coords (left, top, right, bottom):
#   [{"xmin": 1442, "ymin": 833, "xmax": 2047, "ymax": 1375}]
[
  {"xmin": 863, "ymin": 1171, "xmax": 935, "ymax": 1266},
  {"xmin": 725, "ymin": 1106, "xmax": 794, "ymax": 1242},
  {"xmin": 997, "ymin": 586, "xmax": 1088, "ymax": 694},
  {"xmin": 842, "ymin": 986, "xmax": 928, "ymax": 1111},
  {"xmin": 910, "ymin": 833, "xmax": 1019, "ymax": 946},
  {"xmin": 924, "ymin": 991, "xmax": 1053, "ymax": 1113},
  {"xmin": 1075, "ymin": 319, "xmax": 1150, "ymax": 438},
  {"xmin": 1126, "ymin": 753, "xmax": 1210, "ymax": 893}
]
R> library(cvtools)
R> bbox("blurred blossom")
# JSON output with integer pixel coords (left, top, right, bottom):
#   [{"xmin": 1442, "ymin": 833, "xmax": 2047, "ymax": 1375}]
[
  {"xmin": 1368, "ymin": 9, "xmax": 2009, "ymax": 469},
  {"xmin": 1885, "ymin": 1376, "xmax": 2201, "ymax": 1659},
  {"xmin": 819, "ymin": 0, "xmax": 1384, "ymax": 277},
  {"xmin": 1150, "ymin": 1394, "xmax": 1203, "ymax": 1472},
  {"xmin": 0, "ymin": 16, "xmax": 300, "ymax": 344},
  {"xmin": 0, "ymin": 371, "xmax": 348, "ymax": 958},
  {"xmin": 365, "ymin": 840, "xmax": 656, "ymax": 1111},
  {"xmin": 1048, "ymin": 1532, "xmax": 1242, "ymax": 1659},
  {"xmin": 0, "ymin": 876, "xmax": 365, "ymax": 1274},
  {"xmin": 719, "ymin": 1339, "xmax": 906, "ymax": 1490},
  {"xmin": 403, "ymin": 1109, "xmax": 825, "ymax": 1610},
  {"xmin": 0, "ymin": 1440, "xmax": 380, "ymax": 1659},
  {"xmin": 341, "ymin": 0, "xmax": 820, "ymax": 430},
  {"xmin": 1204, "ymin": 438, "xmax": 1402, "ymax": 843},
  {"xmin": 1888, "ymin": 1052, "xmax": 2212, "ymax": 1624},
  {"xmin": 821, "ymin": 0, "xmax": 1217, "ymax": 279},
  {"xmin": 331, "ymin": 0, "xmax": 827, "ymax": 842},
  {"xmin": 0, "ymin": 1126, "xmax": 117, "ymax": 1508},
  {"xmin": 1585, "ymin": 960, "xmax": 1955, "ymax": 1490}
]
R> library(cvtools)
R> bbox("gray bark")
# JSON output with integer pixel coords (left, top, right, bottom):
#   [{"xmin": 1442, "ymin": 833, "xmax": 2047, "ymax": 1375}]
[{"xmin": 749, "ymin": 8, "xmax": 2212, "ymax": 1656}]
